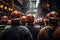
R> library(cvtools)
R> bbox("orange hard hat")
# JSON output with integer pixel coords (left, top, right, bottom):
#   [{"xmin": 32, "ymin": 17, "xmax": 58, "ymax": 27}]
[
  {"xmin": 46, "ymin": 11, "xmax": 59, "ymax": 19},
  {"xmin": 27, "ymin": 14, "xmax": 34, "ymax": 20},
  {"xmin": 1, "ymin": 16, "xmax": 9, "ymax": 21},
  {"xmin": 37, "ymin": 18, "xmax": 46, "ymax": 25},
  {"xmin": 11, "ymin": 11, "xmax": 22, "ymax": 20},
  {"xmin": 33, "ymin": 19, "xmax": 38, "ymax": 25},
  {"xmin": 37, "ymin": 18, "xmax": 45, "ymax": 23},
  {"xmin": 20, "ymin": 16, "xmax": 27, "ymax": 22},
  {"xmin": 18, "ymin": 11, "xmax": 23, "ymax": 17},
  {"xmin": 46, "ymin": 13, "xmax": 50, "ymax": 19},
  {"xmin": 7, "ymin": 20, "xmax": 12, "ymax": 25}
]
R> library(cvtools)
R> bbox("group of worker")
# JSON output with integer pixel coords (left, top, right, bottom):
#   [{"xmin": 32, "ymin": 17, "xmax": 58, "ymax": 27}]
[{"xmin": 0, "ymin": 10, "xmax": 60, "ymax": 40}]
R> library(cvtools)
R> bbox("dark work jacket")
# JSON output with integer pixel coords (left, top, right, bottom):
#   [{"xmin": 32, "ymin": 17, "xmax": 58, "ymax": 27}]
[
  {"xmin": 0, "ymin": 25, "xmax": 7, "ymax": 33},
  {"xmin": 27, "ymin": 25, "xmax": 40, "ymax": 40},
  {"xmin": 0, "ymin": 25, "xmax": 33, "ymax": 40},
  {"xmin": 0, "ymin": 21, "xmax": 8, "ymax": 33}
]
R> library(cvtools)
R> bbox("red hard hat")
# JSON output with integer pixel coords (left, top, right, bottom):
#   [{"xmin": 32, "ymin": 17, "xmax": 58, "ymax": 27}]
[
  {"xmin": 46, "ymin": 11, "xmax": 59, "ymax": 19},
  {"xmin": 37, "ymin": 18, "xmax": 46, "ymax": 26},
  {"xmin": 1, "ymin": 16, "xmax": 9, "ymax": 21},
  {"xmin": 7, "ymin": 20, "xmax": 11, "ymax": 25},
  {"xmin": 27, "ymin": 14, "xmax": 34, "ymax": 20},
  {"xmin": 46, "ymin": 13, "xmax": 50, "ymax": 19},
  {"xmin": 18, "ymin": 12, "xmax": 23, "ymax": 17},
  {"xmin": 20, "ymin": 16, "xmax": 27, "ymax": 22},
  {"xmin": 11, "ymin": 11, "xmax": 21, "ymax": 20},
  {"xmin": 37, "ymin": 18, "xmax": 45, "ymax": 23},
  {"xmin": 33, "ymin": 19, "xmax": 38, "ymax": 25}
]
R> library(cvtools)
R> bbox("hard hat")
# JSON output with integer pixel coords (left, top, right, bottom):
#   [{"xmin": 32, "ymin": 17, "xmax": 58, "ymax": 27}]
[
  {"xmin": 20, "ymin": 16, "xmax": 27, "ymax": 22},
  {"xmin": 7, "ymin": 20, "xmax": 11, "ymax": 25},
  {"xmin": 27, "ymin": 14, "xmax": 34, "ymax": 20},
  {"xmin": 1, "ymin": 16, "xmax": 9, "ymax": 21},
  {"xmin": 37, "ymin": 18, "xmax": 45, "ymax": 23},
  {"xmin": 11, "ymin": 11, "xmax": 21, "ymax": 20},
  {"xmin": 33, "ymin": 19, "xmax": 38, "ymax": 25},
  {"xmin": 46, "ymin": 11, "xmax": 59, "ymax": 19}
]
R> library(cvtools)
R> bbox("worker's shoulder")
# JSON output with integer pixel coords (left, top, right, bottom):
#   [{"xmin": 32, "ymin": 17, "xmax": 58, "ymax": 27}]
[
  {"xmin": 17, "ymin": 26, "xmax": 30, "ymax": 33},
  {"xmin": 54, "ymin": 27, "xmax": 60, "ymax": 33},
  {"xmin": 41, "ymin": 26, "xmax": 49, "ymax": 31}
]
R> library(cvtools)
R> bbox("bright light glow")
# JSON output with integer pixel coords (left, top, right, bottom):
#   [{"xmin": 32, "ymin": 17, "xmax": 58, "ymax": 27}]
[
  {"xmin": 37, "ymin": 18, "xmax": 40, "ymax": 20},
  {"xmin": 50, "ymin": 11, "xmax": 56, "ymax": 14},
  {"xmin": 4, "ymin": 6, "xmax": 7, "ymax": 10},
  {"xmin": 0, "ymin": 5, "xmax": 3, "ymax": 8},
  {"xmin": 36, "ymin": 0, "xmax": 39, "ymax": 7},
  {"xmin": 33, "ymin": 9, "xmax": 37, "ymax": 12},
  {"xmin": 11, "ymin": 8, "xmax": 13, "ymax": 11},
  {"xmin": 8, "ymin": 8, "xmax": 11, "ymax": 11},
  {"xmin": 47, "ymin": 4, "xmax": 50, "ymax": 7},
  {"xmin": 33, "ymin": 14, "xmax": 36, "ymax": 17}
]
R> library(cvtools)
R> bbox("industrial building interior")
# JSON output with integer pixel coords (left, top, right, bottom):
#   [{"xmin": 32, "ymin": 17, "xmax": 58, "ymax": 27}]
[
  {"xmin": 0, "ymin": 0, "xmax": 60, "ymax": 40},
  {"xmin": 0, "ymin": 0, "xmax": 60, "ymax": 18}
]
